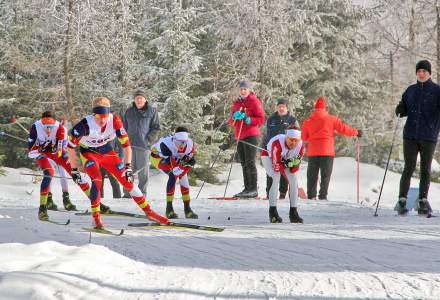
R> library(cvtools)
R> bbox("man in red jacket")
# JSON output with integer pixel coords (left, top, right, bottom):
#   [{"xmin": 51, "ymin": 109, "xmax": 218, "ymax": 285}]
[
  {"xmin": 301, "ymin": 96, "xmax": 361, "ymax": 200},
  {"xmin": 228, "ymin": 80, "xmax": 265, "ymax": 198}
]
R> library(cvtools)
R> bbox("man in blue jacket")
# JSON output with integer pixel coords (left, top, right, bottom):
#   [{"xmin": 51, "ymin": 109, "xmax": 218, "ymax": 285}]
[
  {"xmin": 395, "ymin": 60, "xmax": 440, "ymax": 215},
  {"xmin": 262, "ymin": 98, "xmax": 299, "ymax": 199}
]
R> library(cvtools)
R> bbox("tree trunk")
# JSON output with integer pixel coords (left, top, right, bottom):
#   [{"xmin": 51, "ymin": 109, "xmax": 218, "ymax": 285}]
[
  {"xmin": 63, "ymin": 0, "xmax": 75, "ymax": 122},
  {"xmin": 408, "ymin": 0, "xmax": 417, "ymax": 67}
]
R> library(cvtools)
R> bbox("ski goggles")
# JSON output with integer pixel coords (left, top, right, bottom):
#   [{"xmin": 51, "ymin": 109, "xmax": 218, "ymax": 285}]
[
  {"xmin": 174, "ymin": 140, "xmax": 187, "ymax": 147},
  {"xmin": 42, "ymin": 124, "xmax": 56, "ymax": 129}
]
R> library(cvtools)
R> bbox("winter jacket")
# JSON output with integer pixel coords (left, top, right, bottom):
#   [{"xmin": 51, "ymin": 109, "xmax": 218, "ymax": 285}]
[
  {"xmin": 260, "ymin": 134, "xmax": 304, "ymax": 174},
  {"xmin": 395, "ymin": 78, "xmax": 440, "ymax": 142},
  {"xmin": 123, "ymin": 102, "xmax": 160, "ymax": 149},
  {"xmin": 228, "ymin": 93, "xmax": 265, "ymax": 140},
  {"xmin": 301, "ymin": 110, "xmax": 358, "ymax": 157},
  {"xmin": 262, "ymin": 112, "xmax": 298, "ymax": 148}
]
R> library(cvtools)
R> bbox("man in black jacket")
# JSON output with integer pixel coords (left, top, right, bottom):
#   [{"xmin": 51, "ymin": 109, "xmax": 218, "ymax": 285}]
[
  {"xmin": 395, "ymin": 60, "xmax": 440, "ymax": 215},
  {"xmin": 262, "ymin": 98, "xmax": 299, "ymax": 198},
  {"xmin": 122, "ymin": 89, "xmax": 160, "ymax": 197}
]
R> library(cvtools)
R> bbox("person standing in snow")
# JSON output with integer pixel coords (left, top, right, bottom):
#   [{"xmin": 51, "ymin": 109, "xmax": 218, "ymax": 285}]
[
  {"xmin": 28, "ymin": 111, "xmax": 90, "ymax": 220},
  {"xmin": 261, "ymin": 129, "xmax": 304, "ymax": 223},
  {"xmin": 229, "ymin": 80, "xmax": 265, "ymax": 198},
  {"xmin": 67, "ymin": 97, "xmax": 168, "ymax": 229},
  {"xmin": 262, "ymin": 98, "xmax": 300, "ymax": 199},
  {"xmin": 301, "ymin": 96, "xmax": 361, "ymax": 200},
  {"xmin": 394, "ymin": 60, "xmax": 440, "ymax": 216},
  {"xmin": 150, "ymin": 127, "xmax": 198, "ymax": 219},
  {"xmin": 122, "ymin": 89, "xmax": 160, "ymax": 198}
]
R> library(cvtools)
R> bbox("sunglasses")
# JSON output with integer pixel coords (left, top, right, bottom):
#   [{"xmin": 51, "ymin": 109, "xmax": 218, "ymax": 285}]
[
  {"xmin": 174, "ymin": 140, "xmax": 186, "ymax": 147},
  {"xmin": 42, "ymin": 125, "xmax": 55, "ymax": 129},
  {"xmin": 94, "ymin": 113, "xmax": 109, "ymax": 119}
]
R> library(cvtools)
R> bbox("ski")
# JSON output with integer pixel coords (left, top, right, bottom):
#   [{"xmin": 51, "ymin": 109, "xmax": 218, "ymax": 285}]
[
  {"xmin": 127, "ymin": 222, "xmax": 224, "ymax": 232},
  {"xmin": 208, "ymin": 197, "xmax": 268, "ymax": 201},
  {"xmin": 82, "ymin": 227, "xmax": 124, "ymax": 236},
  {"xmin": 75, "ymin": 209, "xmax": 147, "ymax": 219},
  {"xmin": 42, "ymin": 218, "xmax": 71, "ymax": 225}
]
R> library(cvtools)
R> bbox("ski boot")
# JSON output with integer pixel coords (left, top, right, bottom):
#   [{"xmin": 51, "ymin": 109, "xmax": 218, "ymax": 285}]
[
  {"xmin": 415, "ymin": 198, "xmax": 432, "ymax": 216},
  {"xmin": 394, "ymin": 197, "xmax": 408, "ymax": 215},
  {"xmin": 46, "ymin": 192, "xmax": 58, "ymax": 211},
  {"xmin": 184, "ymin": 201, "xmax": 198, "ymax": 219},
  {"xmin": 289, "ymin": 207, "xmax": 303, "ymax": 223},
  {"xmin": 38, "ymin": 205, "xmax": 49, "ymax": 221},
  {"xmin": 144, "ymin": 205, "xmax": 169, "ymax": 225},
  {"xmin": 240, "ymin": 189, "xmax": 258, "ymax": 199},
  {"xmin": 62, "ymin": 192, "xmax": 77, "ymax": 211},
  {"xmin": 166, "ymin": 202, "xmax": 179, "ymax": 219},
  {"xmin": 233, "ymin": 189, "xmax": 248, "ymax": 198},
  {"xmin": 100, "ymin": 203, "xmax": 112, "ymax": 214},
  {"xmin": 269, "ymin": 206, "xmax": 282, "ymax": 223},
  {"xmin": 92, "ymin": 212, "xmax": 104, "ymax": 229}
]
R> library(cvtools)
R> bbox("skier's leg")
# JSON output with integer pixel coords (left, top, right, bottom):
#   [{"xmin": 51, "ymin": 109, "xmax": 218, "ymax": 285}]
[
  {"xmin": 306, "ymin": 156, "xmax": 319, "ymax": 199},
  {"xmin": 399, "ymin": 139, "xmax": 418, "ymax": 198},
  {"xmin": 287, "ymin": 172, "xmax": 303, "ymax": 223},
  {"xmin": 318, "ymin": 156, "xmax": 334, "ymax": 200},
  {"xmin": 262, "ymin": 156, "xmax": 282, "ymax": 223},
  {"xmin": 179, "ymin": 174, "xmax": 197, "ymax": 218},
  {"xmin": 418, "ymin": 140, "xmax": 436, "ymax": 199},
  {"xmin": 35, "ymin": 156, "xmax": 55, "ymax": 220}
]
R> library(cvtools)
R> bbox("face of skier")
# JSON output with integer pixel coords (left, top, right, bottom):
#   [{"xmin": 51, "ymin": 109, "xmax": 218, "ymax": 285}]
[
  {"xmin": 285, "ymin": 137, "xmax": 299, "ymax": 149},
  {"xmin": 277, "ymin": 104, "xmax": 288, "ymax": 116},
  {"xmin": 134, "ymin": 95, "xmax": 147, "ymax": 109},
  {"xmin": 239, "ymin": 87, "xmax": 251, "ymax": 98},
  {"xmin": 94, "ymin": 113, "xmax": 109, "ymax": 127},
  {"xmin": 174, "ymin": 139, "xmax": 186, "ymax": 151},
  {"xmin": 416, "ymin": 69, "xmax": 430, "ymax": 83},
  {"xmin": 43, "ymin": 124, "xmax": 55, "ymax": 135}
]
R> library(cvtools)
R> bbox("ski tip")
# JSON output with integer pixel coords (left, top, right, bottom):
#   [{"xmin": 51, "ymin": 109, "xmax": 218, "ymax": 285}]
[
  {"xmin": 118, "ymin": 229, "xmax": 125, "ymax": 236},
  {"xmin": 65, "ymin": 219, "xmax": 71, "ymax": 225}
]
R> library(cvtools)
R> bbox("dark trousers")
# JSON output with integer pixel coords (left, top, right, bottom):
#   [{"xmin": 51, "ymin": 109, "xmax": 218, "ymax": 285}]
[
  {"xmin": 399, "ymin": 139, "xmax": 436, "ymax": 199},
  {"xmin": 237, "ymin": 136, "xmax": 258, "ymax": 191},
  {"xmin": 307, "ymin": 156, "xmax": 334, "ymax": 199},
  {"xmin": 100, "ymin": 167, "xmax": 122, "ymax": 198},
  {"xmin": 266, "ymin": 175, "xmax": 288, "ymax": 197}
]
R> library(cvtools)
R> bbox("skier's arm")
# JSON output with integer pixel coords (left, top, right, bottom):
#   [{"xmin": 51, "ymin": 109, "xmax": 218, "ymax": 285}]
[
  {"xmin": 67, "ymin": 119, "xmax": 88, "ymax": 169},
  {"xmin": 28, "ymin": 124, "xmax": 41, "ymax": 158},
  {"xmin": 395, "ymin": 91, "xmax": 408, "ymax": 117},
  {"xmin": 333, "ymin": 117, "xmax": 358, "ymax": 137},
  {"xmin": 246, "ymin": 100, "xmax": 265, "ymax": 126}
]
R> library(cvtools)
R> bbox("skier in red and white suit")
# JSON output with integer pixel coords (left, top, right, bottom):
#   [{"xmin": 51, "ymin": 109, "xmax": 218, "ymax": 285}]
[
  {"xmin": 261, "ymin": 129, "xmax": 304, "ymax": 223},
  {"xmin": 67, "ymin": 97, "xmax": 168, "ymax": 229},
  {"xmin": 28, "ymin": 111, "xmax": 90, "ymax": 221}
]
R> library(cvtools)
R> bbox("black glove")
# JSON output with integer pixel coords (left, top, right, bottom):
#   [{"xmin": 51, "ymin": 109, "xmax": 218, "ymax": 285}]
[
  {"xmin": 71, "ymin": 168, "xmax": 82, "ymax": 184},
  {"xmin": 357, "ymin": 129, "xmax": 362, "ymax": 138},
  {"xmin": 124, "ymin": 163, "xmax": 134, "ymax": 183},
  {"xmin": 41, "ymin": 141, "xmax": 54, "ymax": 153},
  {"xmin": 180, "ymin": 156, "xmax": 196, "ymax": 167},
  {"xmin": 395, "ymin": 102, "xmax": 407, "ymax": 117}
]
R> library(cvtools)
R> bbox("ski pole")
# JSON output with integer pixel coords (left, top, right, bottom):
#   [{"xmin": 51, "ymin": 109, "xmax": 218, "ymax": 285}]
[
  {"xmin": 195, "ymin": 147, "xmax": 223, "ymax": 200},
  {"xmin": 356, "ymin": 139, "xmax": 360, "ymax": 204},
  {"xmin": 11, "ymin": 117, "xmax": 30, "ymax": 134},
  {"xmin": 0, "ymin": 131, "xmax": 28, "ymax": 142},
  {"xmin": 223, "ymin": 117, "xmax": 245, "ymax": 198},
  {"xmin": 238, "ymin": 139, "xmax": 268, "ymax": 152},
  {"xmin": 374, "ymin": 116, "xmax": 401, "ymax": 217}
]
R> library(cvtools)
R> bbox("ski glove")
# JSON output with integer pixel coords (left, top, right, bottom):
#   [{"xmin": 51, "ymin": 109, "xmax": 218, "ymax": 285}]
[
  {"xmin": 232, "ymin": 111, "xmax": 246, "ymax": 121},
  {"xmin": 244, "ymin": 116, "xmax": 251, "ymax": 125},
  {"xmin": 124, "ymin": 163, "xmax": 134, "ymax": 183},
  {"xmin": 289, "ymin": 158, "xmax": 301, "ymax": 168},
  {"xmin": 180, "ymin": 157, "xmax": 196, "ymax": 167},
  {"xmin": 172, "ymin": 166, "xmax": 185, "ymax": 177},
  {"xmin": 41, "ymin": 140, "xmax": 54, "ymax": 153},
  {"xmin": 71, "ymin": 168, "xmax": 82, "ymax": 184},
  {"xmin": 28, "ymin": 149, "xmax": 41, "ymax": 159}
]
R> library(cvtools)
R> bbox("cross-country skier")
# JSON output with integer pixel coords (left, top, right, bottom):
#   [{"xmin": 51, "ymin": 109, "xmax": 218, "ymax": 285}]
[
  {"xmin": 150, "ymin": 126, "xmax": 198, "ymax": 219},
  {"xmin": 28, "ymin": 111, "xmax": 91, "ymax": 220},
  {"xmin": 261, "ymin": 129, "xmax": 304, "ymax": 223},
  {"xmin": 67, "ymin": 97, "xmax": 168, "ymax": 229}
]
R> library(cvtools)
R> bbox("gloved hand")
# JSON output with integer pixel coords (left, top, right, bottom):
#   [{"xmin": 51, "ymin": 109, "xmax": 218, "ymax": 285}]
[
  {"xmin": 41, "ymin": 141, "xmax": 54, "ymax": 153},
  {"xmin": 172, "ymin": 166, "xmax": 185, "ymax": 177},
  {"xmin": 124, "ymin": 163, "xmax": 134, "ymax": 182},
  {"xmin": 357, "ymin": 129, "xmax": 362, "ymax": 138},
  {"xmin": 219, "ymin": 143, "xmax": 230, "ymax": 151},
  {"xmin": 180, "ymin": 157, "xmax": 196, "ymax": 167},
  {"xmin": 28, "ymin": 149, "xmax": 41, "ymax": 159},
  {"xmin": 71, "ymin": 168, "xmax": 82, "ymax": 184},
  {"xmin": 273, "ymin": 163, "xmax": 280, "ymax": 172},
  {"xmin": 244, "ymin": 116, "xmax": 251, "ymax": 125},
  {"xmin": 232, "ymin": 111, "xmax": 246, "ymax": 121},
  {"xmin": 288, "ymin": 158, "xmax": 301, "ymax": 168}
]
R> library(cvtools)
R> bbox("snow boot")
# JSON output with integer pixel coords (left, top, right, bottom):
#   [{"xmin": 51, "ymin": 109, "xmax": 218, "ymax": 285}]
[
  {"xmin": 166, "ymin": 202, "xmax": 179, "ymax": 219},
  {"xmin": 289, "ymin": 207, "xmax": 303, "ymax": 223},
  {"xmin": 269, "ymin": 206, "xmax": 282, "ymax": 223},
  {"xmin": 38, "ymin": 205, "xmax": 49, "ymax": 221},
  {"xmin": 394, "ymin": 197, "xmax": 408, "ymax": 215},
  {"xmin": 46, "ymin": 192, "xmax": 58, "ymax": 211},
  {"xmin": 100, "ymin": 203, "xmax": 112, "ymax": 214},
  {"xmin": 144, "ymin": 205, "xmax": 169, "ymax": 225},
  {"xmin": 62, "ymin": 192, "xmax": 77, "ymax": 211},
  {"xmin": 414, "ymin": 198, "xmax": 432, "ymax": 215},
  {"xmin": 92, "ymin": 212, "xmax": 104, "ymax": 229},
  {"xmin": 184, "ymin": 201, "xmax": 198, "ymax": 219}
]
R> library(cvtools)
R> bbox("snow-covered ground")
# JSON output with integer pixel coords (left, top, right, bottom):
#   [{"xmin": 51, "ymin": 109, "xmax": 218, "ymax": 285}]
[{"xmin": 0, "ymin": 157, "xmax": 439, "ymax": 299}]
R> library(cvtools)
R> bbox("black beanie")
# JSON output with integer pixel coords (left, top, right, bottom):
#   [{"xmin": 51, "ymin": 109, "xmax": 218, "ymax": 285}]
[
  {"xmin": 276, "ymin": 98, "xmax": 288, "ymax": 106},
  {"xmin": 416, "ymin": 60, "xmax": 431, "ymax": 74},
  {"xmin": 133, "ymin": 89, "xmax": 147, "ymax": 98}
]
